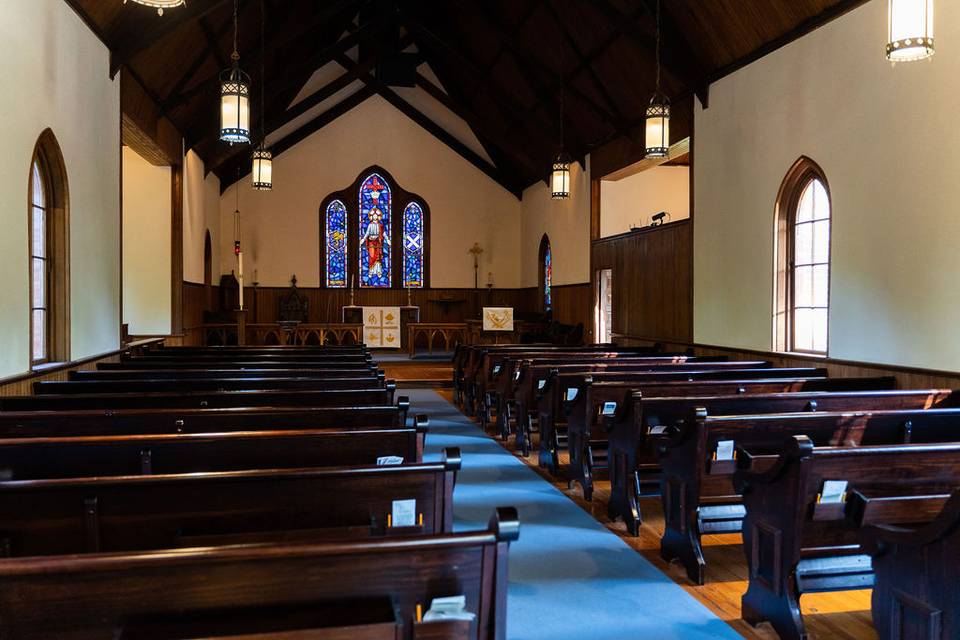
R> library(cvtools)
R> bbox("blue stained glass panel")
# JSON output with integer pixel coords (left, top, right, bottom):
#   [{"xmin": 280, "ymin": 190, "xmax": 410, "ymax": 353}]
[
  {"xmin": 359, "ymin": 173, "xmax": 391, "ymax": 288},
  {"xmin": 544, "ymin": 243, "xmax": 552, "ymax": 310},
  {"xmin": 325, "ymin": 199, "xmax": 347, "ymax": 288},
  {"xmin": 402, "ymin": 202, "xmax": 424, "ymax": 288}
]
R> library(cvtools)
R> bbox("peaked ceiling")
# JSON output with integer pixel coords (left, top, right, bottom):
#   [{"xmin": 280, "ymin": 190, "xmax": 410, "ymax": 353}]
[{"xmin": 66, "ymin": 0, "xmax": 869, "ymax": 197}]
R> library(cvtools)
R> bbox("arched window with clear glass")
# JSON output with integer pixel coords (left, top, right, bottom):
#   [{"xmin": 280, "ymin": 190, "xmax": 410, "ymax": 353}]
[
  {"xmin": 774, "ymin": 157, "xmax": 831, "ymax": 354},
  {"xmin": 402, "ymin": 202, "xmax": 424, "ymax": 288}
]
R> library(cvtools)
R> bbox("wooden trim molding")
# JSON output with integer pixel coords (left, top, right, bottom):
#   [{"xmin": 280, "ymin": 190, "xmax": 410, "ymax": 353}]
[
  {"xmin": 0, "ymin": 338, "xmax": 164, "ymax": 396},
  {"xmin": 612, "ymin": 335, "xmax": 960, "ymax": 389}
]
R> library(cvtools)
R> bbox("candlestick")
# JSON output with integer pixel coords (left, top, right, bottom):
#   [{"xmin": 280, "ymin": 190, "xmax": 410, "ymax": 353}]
[{"xmin": 238, "ymin": 251, "xmax": 244, "ymax": 310}]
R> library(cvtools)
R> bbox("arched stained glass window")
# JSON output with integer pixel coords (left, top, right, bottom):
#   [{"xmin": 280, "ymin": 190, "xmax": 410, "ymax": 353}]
[
  {"xmin": 325, "ymin": 199, "xmax": 348, "ymax": 288},
  {"xmin": 539, "ymin": 234, "xmax": 552, "ymax": 312},
  {"xmin": 402, "ymin": 202, "xmax": 424, "ymax": 288},
  {"xmin": 359, "ymin": 173, "xmax": 391, "ymax": 288}
]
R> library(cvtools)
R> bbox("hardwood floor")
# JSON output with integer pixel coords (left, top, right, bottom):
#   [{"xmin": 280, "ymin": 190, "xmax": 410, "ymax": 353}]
[{"xmin": 432, "ymin": 388, "xmax": 878, "ymax": 640}]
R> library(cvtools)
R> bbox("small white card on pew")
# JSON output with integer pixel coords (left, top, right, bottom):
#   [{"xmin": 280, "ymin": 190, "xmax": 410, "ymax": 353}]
[
  {"xmin": 377, "ymin": 456, "xmax": 404, "ymax": 466},
  {"xmin": 602, "ymin": 401, "xmax": 617, "ymax": 416},
  {"xmin": 820, "ymin": 480, "xmax": 849, "ymax": 504},
  {"xmin": 423, "ymin": 595, "xmax": 476, "ymax": 622},
  {"xmin": 537, "ymin": 379, "xmax": 546, "ymax": 390},
  {"xmin": 715, "ymin": 440, "xmax": 735, "ymax": 461},
  {"xmin": 493, "ymin": 365, "xmax": 501, "ymax": 375},
  {"xmin": 649, "ymin": 424, "xmax": 668, "ymax": 435},
  {"xmin": 391, "ymin": 499, "xmax": 417, "ymax": 527},
  {"xmin": 566, "ymin": 388, "xmax": 578, "ymax": 401}
]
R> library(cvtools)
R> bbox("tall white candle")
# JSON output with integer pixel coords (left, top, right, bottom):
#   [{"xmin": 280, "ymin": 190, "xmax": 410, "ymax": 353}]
[{"xmin": 238, "ymin": 252, "xmax": 244, "ymax": 310}]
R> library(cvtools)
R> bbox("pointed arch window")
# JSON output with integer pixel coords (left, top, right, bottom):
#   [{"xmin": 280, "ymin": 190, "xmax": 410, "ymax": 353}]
[
  {"xmin": 775, "ymin": 158, "xmax": 831, "ymax": 354},
  {"xmin": 324, "ymin": 199, "xmax": 348, "ymax": 288},
  {"xmin": 320, "ymin": 167, "xmax": 429, "ymax": 289},
  {"xmin": 29, "ymin": 130, "xmax": 70, "ymax": 366},
  {"xmin": 359, "ymin": 173, "xmax": 392, "ymax": 288},
  {"xmin": 402, "ymin": 202, "xmax": 425, "ymax": 288},
  {"xmin": 539, "ymin": 234, "xmax": 552, "ymax": 312}
]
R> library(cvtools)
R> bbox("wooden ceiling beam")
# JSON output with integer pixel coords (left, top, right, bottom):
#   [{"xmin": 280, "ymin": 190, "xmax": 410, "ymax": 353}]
[
  {"xmin": 161, "ymin": 0, "xmax": 365, "ymax": 112},
  {"xmin": 334, "ymin": 53, "xmax": 523, "ymax": 198},
  {"xmin": 465, "ymin": 0, "xmax": 541, "ymax": 103},
  {"xmin": 540, "ymin": 1, "xmax": 627, "ymax": 125},
  {"xmin": 215, "ymin": 85, "xmax": 376, "ymax": 191},
  {"xmin": 110, "ymin": 0, "xmax": 233, "ymax": 77}
]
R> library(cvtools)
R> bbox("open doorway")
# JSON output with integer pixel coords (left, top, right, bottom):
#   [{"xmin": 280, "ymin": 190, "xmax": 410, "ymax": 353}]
[{"xmin": 595, "ymin": 269, "xmax": 613, "ymax": 343}]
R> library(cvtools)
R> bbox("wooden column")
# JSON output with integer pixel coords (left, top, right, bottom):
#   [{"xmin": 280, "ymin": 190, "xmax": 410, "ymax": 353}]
[{"xmin": 171, "ymin": 164, "xmax": 183, "ymax": 335}]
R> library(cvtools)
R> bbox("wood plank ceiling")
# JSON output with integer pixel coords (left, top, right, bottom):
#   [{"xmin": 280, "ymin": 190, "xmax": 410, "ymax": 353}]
[{"xmin": 66, "ymin": 0, "xmax": 870, "ymax": 197}]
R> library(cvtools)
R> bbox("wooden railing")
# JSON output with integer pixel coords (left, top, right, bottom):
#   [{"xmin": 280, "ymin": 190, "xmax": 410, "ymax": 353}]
[
  {"xmin": 407, "ymin": 323, "xmax": 468, "ymax": 357},
  {"xmin": 198, "ymin": 323, "xmax": 363, "ymax": 347}
]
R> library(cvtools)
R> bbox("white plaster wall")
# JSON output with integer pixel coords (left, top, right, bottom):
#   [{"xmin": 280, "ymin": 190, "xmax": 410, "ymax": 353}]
[
  {"xmin": 694, "ymin": 0, "xmax": 960, "ymax": 371},
  {"xmin": 122, "ymin": 147, "xmax": 171, "ymax": 335},
  {"xmin": 600, "ymin": 166, "xmax": 689, "ymax": 238},
  {"xmin": 219, "ymin": 95, "xmax": 521, "ymax": 288},
  {"xmin": 0, "ymin": 0, "xmax": 120, "ymax": 377},
  {"xmin": 183, "ymin": 150, "xmax": 221, "ymax": 283},
  {"xmin": 519, "ymin": 157, "xmax": 591, "ymax": 287}
]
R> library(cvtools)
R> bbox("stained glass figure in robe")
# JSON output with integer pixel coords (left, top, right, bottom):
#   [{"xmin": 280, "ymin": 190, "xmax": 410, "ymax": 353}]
[
  {"xmin": 402, "ymin": 202, "xmax": 424, "ymax": 288},
  {"xmin": 359, "ymin": 173, "xmax": 391, "ymax": 288},
  {"xmin": 544, "ymin": 242, "xmax": 552, "ymax": 310},
  {"xmin": 325, "ymin": 199, "xmax": 348, "ymax": 288}
]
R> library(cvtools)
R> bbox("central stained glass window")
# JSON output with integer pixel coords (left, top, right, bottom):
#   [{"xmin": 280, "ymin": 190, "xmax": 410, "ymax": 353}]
[{"xmin": 358, "ymin": 173, "xmax": 391, "ymax": 288}]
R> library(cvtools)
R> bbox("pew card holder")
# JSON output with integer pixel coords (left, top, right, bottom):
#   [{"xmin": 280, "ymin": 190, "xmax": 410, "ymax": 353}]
[
  {"xmin": 119, "ymin": 597, "xmax": 402, "ymax": 640},
  {"xmin": 386, "ymin": 511, "xmax": 425, "ymax": 535},
  {"xmin": 812, "ymin": 480, "xmax": 849, "ymax": 522},
  {"xmin": 707, "ymin": 440, "xmax": 738, "ymax": 475},
  {"xmin": 412, "ymin": 619, "xmax": 473, "ymax": 640}
]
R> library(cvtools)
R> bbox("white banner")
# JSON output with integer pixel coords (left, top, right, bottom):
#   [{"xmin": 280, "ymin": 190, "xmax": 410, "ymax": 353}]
[
  {"xmin": 482, "ymin": 307, "xmax": 514, "ymax": 332},
  {"xmin": 363, "ymin": 306, "xmax": 401, "ymax": 348}
]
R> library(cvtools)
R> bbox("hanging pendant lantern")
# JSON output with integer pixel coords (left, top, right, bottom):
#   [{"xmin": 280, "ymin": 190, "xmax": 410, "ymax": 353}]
[
  {"xmin": 220, "ymin": 0, "xmax": 250, "ymax": 144},
  {"xmin": 251, "ymin": 146, "xmax": 272, "ymax": 190},
  {"xmin": 250, "ymin": 0, "xmax": 272, "ymax": 190},
  {"xmin": 645, "ymin": 0, "xmax": 671, "ymax": 159},
  {"xmin": 123, "ymin": 0, "xmax": 185, "ymax": 16},
  {"xmin": 551, "ymin": 153, "xmax": 571, "ymax": 199},
  {"xmin": 887, "ymin": 0, "xmax": 935, "ymax": 61},
  {"xmin": 645, "ymin": 93, "xmax": 671, "ymax": 158}
]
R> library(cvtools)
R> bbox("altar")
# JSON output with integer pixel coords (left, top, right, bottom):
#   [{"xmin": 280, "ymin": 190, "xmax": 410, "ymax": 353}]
[{"xmin": 342, "ymin": 305, "xmax": 420, "ymax": 349}]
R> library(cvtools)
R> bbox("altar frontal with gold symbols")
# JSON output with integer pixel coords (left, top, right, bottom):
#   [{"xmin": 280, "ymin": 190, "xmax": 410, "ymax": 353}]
[{"xmin": 363, "ymin": 307, "xmax": 402, "ymax": 348}]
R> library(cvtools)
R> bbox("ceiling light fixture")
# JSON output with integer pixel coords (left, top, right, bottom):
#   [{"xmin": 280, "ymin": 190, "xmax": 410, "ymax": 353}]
[
  {"xmin": 124, "ymin": 0, "xmax": 185, "ymax": 17},
  {"xmin": 251, "ymin": 0, "xmax": 272, "ymax": 190},
  {"xmin": 220, "ymin": 0, "xmax": 251, "ymax": 144},
  {"xmin": 645, "ymin": 0, "xmax": 670, "ymax": 159},
  {"xmin": 887, "ymin": 0, "xmax": 935, "ymax": 61}
]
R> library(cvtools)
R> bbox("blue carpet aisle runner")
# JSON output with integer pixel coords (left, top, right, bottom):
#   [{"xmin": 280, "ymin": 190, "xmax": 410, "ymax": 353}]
[{"xmin": 409, "ymin": 389, "xmax": 742, "ymax": 640}]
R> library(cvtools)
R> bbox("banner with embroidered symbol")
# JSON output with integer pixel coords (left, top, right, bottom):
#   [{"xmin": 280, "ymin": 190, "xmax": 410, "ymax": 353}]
[
  {"xmin": 482, "ymin": 307, "xmax": 514, "ymax": 332},
  {"xmin": 363, "ymin": 306, "xmax": 401, "ymax": 348}
]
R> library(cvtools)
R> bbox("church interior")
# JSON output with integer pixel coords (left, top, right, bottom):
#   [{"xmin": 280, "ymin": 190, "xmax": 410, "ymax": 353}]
[{"xmin": 1, "ymin": 0, "xmax": 958, "ymax": 638}]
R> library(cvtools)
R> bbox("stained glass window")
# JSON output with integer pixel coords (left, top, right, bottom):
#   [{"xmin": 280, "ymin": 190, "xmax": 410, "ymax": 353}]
[
  {"xmin": 544, "ymin": 242, "xmax": 552, "ymax": 311},
  {"xmin": 359, "ymin": 173, "xmax": 391, "ymax": 288},
  {"xmin": 325, "ymin": 199, "xmax": 348, "ymax": 288},
  {"xmin": 402, "ymin": 202, "xmax": 424, "ymax": 288}
]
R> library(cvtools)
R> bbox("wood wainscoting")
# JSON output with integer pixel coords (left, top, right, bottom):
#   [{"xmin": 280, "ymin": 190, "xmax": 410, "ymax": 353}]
[
  {"xmin": 592, "ymin": 219, "xmax": 693, "ymax": 344},
  {"xmin": 0, "ymin": 338, "xmax": 163, "ymax": 396},
  {"xmin": 551, "ymin": 283, "xmax": 593, "ymax": 338},
  {"xmin": 614, "ymin": 336, "xmax": 960, "ymax": 390}
]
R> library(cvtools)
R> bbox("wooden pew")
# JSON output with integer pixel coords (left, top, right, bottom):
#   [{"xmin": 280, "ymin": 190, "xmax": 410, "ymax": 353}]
[
  {"xmin": 0, "ymin": 385, "xmax": 398, "ymax": 412},
  {"xmin": 857, "ymin": 488, "xmax": 960, "ymax": 640},
  {"xmin": 0, "ymin": 427, "xmax": 426, "ymax": 479},
  {"xmin": 661, "ymin": 407, "xmax": 960, "ymax": 586},
  {"xmin": 71, "ymin": 366, "xmax": 379, "ymax": 380},
  {"xmin": 558, "ymin": 370, "xmax": 866, "ymax": 497},
  {"xmin": 0, "ymin": 401, "xmax": 414, "ymax": 437},
  {"xmin": 608, "ymin": 387, "xmax": 952, "ymax": 535},
  {"xmin": 473, "ymin": 349, "xmax": 673, "ymax": 422},
  {"xmin": 498, "ymin": 356, "xmax": 753, "ymax": 441},
  {"xmin": 99, "ymin": 359, "xmax": 376, "ymax": 370},
  {"xmin": 509, "ymin": 360, "xmax": 770, "ymax": 451},
  {"xmin": 153, "ymin": 345, "xmax": 367, "ymax": 354},
  {"xmin": 0, "ymin": 447, "xmax": 461, "ymax": 556},
  {"xmin": 553, "ymin": 374, "xmax": 893, "ymax": 475},
  {"xmin": 0, "ymin": 506, "xmax": 518, "ymax": 639},
  {"xmin": 35, "ymin": 374, "xmax": 387, "ymax": 395},
  {"xmin": 734, "ymin": 435, "xmax": 960, "ymax": 640},
  {"xmin": 122, "ymin": 352, "xmax": 372, "ymax": 364}
]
